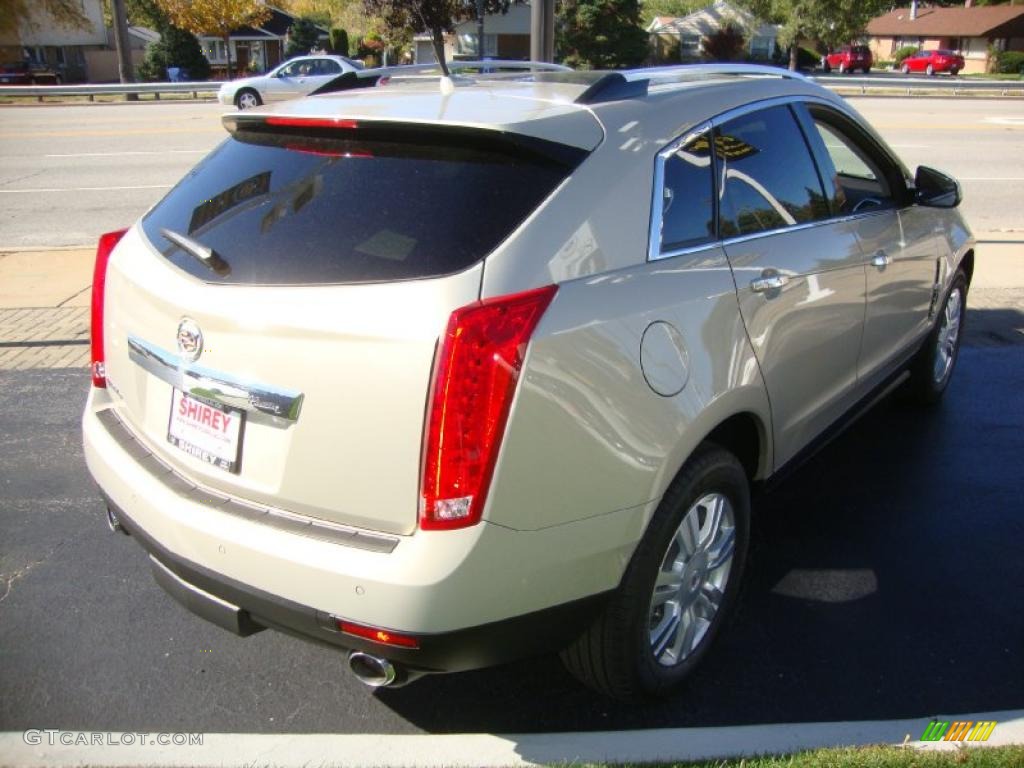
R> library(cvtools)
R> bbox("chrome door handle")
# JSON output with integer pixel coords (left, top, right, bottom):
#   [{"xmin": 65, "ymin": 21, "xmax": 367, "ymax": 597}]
[
  {"xmin": 872, "ymin": 250, "xmax": 892, "ymax": 268},
  {"xmin": 750, "ymin": 275, "xmax": 789, "ymax": 293}
]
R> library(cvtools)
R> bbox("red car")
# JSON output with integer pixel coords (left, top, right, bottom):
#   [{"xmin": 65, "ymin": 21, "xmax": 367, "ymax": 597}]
[
  {"xmin": 822, "ymin": 45, "xmax": 873, "ymax": 74},
  {"xmin": 901, "ymin": 49, "xmax": 965, "ymax": 76}
]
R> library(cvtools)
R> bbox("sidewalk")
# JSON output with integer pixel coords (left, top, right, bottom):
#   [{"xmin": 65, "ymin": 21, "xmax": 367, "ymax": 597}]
[{"xmin": 1, "ymin": 237, "xmax": 1021, "ymax": 370}]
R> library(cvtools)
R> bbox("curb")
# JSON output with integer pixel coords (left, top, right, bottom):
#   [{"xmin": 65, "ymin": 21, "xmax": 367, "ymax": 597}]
[{"xmin": 2, "ymin": 709, "xmax": 1023, "ymax": 767}]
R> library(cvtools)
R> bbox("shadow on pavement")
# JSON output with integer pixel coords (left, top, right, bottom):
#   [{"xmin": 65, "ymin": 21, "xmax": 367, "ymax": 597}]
[{"xmin": 375, "ymin": 344, "xmax": 1024, "ymax": 733}]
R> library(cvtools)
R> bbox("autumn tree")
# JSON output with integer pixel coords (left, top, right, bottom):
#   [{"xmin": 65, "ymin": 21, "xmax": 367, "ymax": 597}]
[
  {"xmin": 739, "ymin": 0, "xmax": 887, "ymax": 70},
  {"xmin": 363, "ymin": 0, "xmax": 509, "ymax": 76},
  {"xmin": 702, "ymin": 24, "xmax": 746, "ymax": 62},
  {"xmin": 156, "ymin": 0, "xmax": 271, "ymax": 78}
]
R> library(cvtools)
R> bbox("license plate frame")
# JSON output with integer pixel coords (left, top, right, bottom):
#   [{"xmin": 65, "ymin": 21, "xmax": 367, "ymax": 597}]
[{"xmin": 167, "ymin": 389, "xmax": 245, "ymax": 473}]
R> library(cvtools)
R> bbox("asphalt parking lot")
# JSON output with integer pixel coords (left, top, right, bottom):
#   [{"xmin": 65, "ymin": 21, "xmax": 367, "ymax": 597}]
[{"xmin": 0, "ymin": 95, "xmax": 1022, "ymax": 739}]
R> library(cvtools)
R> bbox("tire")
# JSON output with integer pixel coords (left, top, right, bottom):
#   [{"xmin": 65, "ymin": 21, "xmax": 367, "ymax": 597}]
[
  {"xmin": 926, "ymin": 64, "xmax": 935, "ymax": 76},
  {"xmin": 561, "ymin": 443, "xmax": 750, "ymax": 698},
  {"xmin": 950, "ymin": 68, "xmax": 960, "ymax": 77},
  {"xmin": 822, "ymin": 62, "xmax": 831, "ymax": 74},
  {"xmin": 901, "ymin": 63, "xmax": 910, "ymax": 75},
  {"xmin": 235, "ymin": 89, "xmax": 262, "ymax": 110},
  {"xmin": 906, "ymin": 270, "xmax": 967, "ymax": 405}
]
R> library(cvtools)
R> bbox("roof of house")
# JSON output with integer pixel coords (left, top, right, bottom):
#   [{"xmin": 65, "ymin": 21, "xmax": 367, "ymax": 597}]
[
  {"xmin": 645, "ymin": 0, "xmax": 778, "ymax": 38},
  {"xmin": 867, "ymin": 5, "xmax": 1024, "ymax": 38}
]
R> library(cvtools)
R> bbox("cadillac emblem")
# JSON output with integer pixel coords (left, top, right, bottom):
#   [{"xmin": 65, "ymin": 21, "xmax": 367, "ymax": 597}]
[{"xmin": 176, "ymin": 318, "xmax": 203, "ymax": 362}]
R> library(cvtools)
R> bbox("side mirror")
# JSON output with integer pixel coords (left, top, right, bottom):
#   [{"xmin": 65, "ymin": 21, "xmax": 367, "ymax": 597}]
[{"xmin": 915, "ymin": 165, "xmax": 961, "ymax": 208}]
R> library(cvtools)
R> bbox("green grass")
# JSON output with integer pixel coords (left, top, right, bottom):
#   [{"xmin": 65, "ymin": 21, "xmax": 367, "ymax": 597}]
[
  {"xmin": 959, "ymin": 73, "xmax": 1024, "ymax": 81},
  {"xmin": 564, "ymin": 744, "xmax": 1024, "ymax": 768}
]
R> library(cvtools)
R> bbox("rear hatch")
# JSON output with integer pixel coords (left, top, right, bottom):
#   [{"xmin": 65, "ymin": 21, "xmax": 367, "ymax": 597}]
[{"xmin": 102, "ymin": 114, "xmax": 586, "ymax": 535}]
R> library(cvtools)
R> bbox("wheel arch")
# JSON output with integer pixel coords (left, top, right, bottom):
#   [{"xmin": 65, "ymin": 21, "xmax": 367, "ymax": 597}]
[{"xmin": 959, "ymin": 248, "xmax": 975, "ymax": 286}]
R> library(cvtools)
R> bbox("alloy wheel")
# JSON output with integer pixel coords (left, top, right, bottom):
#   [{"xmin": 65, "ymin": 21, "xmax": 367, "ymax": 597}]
[
  {"xmin": 933, "ymin": 287, "xmax": 962, "ymax": 384},
  {"xmin": 648, "ymin": 492, "xmax": 735, "ymax": 667}
]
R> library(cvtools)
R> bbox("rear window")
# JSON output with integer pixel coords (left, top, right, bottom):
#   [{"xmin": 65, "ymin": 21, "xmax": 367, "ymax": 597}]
[{"xmin": 141, "ymin": 123, "xmax": 583, "ymax": 285}]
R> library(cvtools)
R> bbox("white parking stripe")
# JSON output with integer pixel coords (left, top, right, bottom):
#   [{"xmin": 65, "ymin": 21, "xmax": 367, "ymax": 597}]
[{"xmin": 2, "ymin": 709, "xmax": 1022, "ymax": 767}]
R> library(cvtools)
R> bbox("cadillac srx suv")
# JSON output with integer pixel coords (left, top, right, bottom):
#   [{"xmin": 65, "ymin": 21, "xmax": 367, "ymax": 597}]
[{"xmin": 83, "ymin": 64, "xmax": 973, "ymax": 698}]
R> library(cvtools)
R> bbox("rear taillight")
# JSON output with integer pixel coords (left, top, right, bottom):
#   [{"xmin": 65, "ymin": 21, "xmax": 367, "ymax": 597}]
[
  {"xmin": 420, "ymin": 285, "xmax": 557, "ymax": 531},
  {"xmin": 338, "ymin": 621, "xmax": 419, "ymax": 649},
  {"xmin": 90, "ymin": 228, "xmax": 128, "ymax": 388}
]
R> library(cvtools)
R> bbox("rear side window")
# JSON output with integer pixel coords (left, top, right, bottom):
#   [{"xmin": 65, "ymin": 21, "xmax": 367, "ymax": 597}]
[
  {"xmin": 142, "ymin": 124, "xmax": 580, "ymax": 285},
  {"xmin": 716, "ymin": 105, "xmax": 829, "ymax": 237},
  {"xmin": 657, "ymin": 129, "xmax": 715, "ymax": 254}
]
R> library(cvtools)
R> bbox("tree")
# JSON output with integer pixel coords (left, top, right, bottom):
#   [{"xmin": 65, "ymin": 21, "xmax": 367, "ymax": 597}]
[
  {"xmin": 0, "ymin": 0, "xmax": 89, "ymax": 37},
  {"xmin": 138, "ymin": 24, "xmax": 212, "ymax": 80},
  {"xmin": 363, "ymin": 0, "xmax": 509, "ymax": 76},
  {"xmin": 558, "ymin": 0, "xmax": 649, "ymax": 70},
  {"xmin": 739, "ymin": 0, "xmax": 888, "ymax": 70},
  {"xmin": 156, "ymin": 0, "xmax": 271, "ymax": 79},
  {"xmin": 287, "ymin": 17, "xmax": 323, "ymax": 56},
  {"xmin": 702, "ymin": 24, "xmax": 746, "ymax": 62},
  {"xmin": 329, "ymin": 27, "xmax": 350, "ymax": 55}
]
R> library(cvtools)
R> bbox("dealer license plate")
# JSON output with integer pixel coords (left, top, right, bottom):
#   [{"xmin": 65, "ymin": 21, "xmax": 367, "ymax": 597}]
[{"xmin": 167, "ymin": 389, "xmax": 244, "ymax": 473}]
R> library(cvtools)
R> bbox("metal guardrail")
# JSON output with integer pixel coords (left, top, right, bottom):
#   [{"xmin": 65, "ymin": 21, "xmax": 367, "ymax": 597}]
[
  {"xmin": 0, "ymin": 72, "xmax": 1021, "ymax": 101},
  {"xmin": 0, "ymin": 82, "xmax": 218, "ymax": 100},
  {"xmin": 812, "ymin": 74, "xmax": 1024, "ymax": 96}
]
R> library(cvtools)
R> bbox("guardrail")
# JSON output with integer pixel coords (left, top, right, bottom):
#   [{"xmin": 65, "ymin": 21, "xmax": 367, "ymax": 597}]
[
  {"xmin": 0, "ymin": 82, "xmax": 218, "ymax": 101},
  {"xmin": 812, "ymin": 74, "xmax": 1024, "ymax": 96},
  {"xmin": 1, "ymin": 73, "xmax": 1022, "ymax": 101}
]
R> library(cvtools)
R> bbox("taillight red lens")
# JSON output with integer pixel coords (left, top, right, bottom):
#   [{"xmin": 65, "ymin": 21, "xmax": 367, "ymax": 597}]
[
  {"xmin": 265, "ymin": 116, "xmax": 359, "ymax": 130},
  {"xmin": 90, "ymin": 228, "xmax": 128, "ymax": 388},
  {"xmin": 338, "ymin": 621, "xmax": 419, "ymax": 648},
  {"xmin": 420, "ymin": 285, "xmax": 557, "ymax": 531}
]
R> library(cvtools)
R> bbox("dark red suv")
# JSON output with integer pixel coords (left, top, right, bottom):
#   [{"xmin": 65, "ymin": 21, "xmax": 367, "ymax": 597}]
[{"xmin": 823, "ymin": 45, "xmax": 873, "ymax": 74}]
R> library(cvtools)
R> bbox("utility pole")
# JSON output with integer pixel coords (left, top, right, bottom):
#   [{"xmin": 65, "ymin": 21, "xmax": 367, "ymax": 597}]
[
  {"xmin": 110, "ymin": 0, "xmax": 137, "ymax": 97},
  {"xmin": 477, "ymin": 0, "xmax": 485, "ymax": 58},
  {"xmin": 530, "ymin": 0, "xmax": 555, "ymax": 62}
]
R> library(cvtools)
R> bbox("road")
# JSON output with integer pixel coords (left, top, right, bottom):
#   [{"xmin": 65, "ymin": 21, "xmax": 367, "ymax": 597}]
[
  {"xmin": 0, "ymin": 96, "xmax": 1022, "ymax": 247},
  {"xmin": 1, "ymin": 345, "xmax": 1022, "ymax": 734}
]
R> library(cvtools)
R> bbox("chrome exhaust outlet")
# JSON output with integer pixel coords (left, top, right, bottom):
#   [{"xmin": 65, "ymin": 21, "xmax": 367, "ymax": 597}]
[
  {"xmin": 348, "ymin": 651, "xmax": 399, "ymax": 688},
  {"xmin": 105, "ymin": 505, "xmax": 130, "ymax": 536}
]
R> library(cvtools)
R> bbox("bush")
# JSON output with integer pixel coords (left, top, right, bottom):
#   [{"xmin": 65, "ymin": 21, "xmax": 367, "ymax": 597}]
[
  {"xmin": 286, "ymin": 17, "xmax": 322, "ymax": 57},
  {"xmin": 894, "ymin": 45, "xmax": 918, "ymax": 65},
  {"xmin": 993, "ymin": 50, "xmax": 1024, "ymax": 75},
  {"xmin": 137, "ymin": 25, "xmax": 211, "ymax": 81},
  {"xmin": 330, "ymin": 28, "xmax": 349, "ymax": 57}
]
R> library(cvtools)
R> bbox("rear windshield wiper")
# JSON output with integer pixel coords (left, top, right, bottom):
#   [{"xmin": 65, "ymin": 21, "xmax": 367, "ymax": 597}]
[{"xmin": 160, "ymin": 228, "xmax": 231, "ymax": 277}]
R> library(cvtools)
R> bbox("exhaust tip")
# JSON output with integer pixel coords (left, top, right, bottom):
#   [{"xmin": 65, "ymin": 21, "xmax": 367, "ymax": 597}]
[
  {"xmin": 348, "ymin": 651, "xmax": 398, "ymax": 688},
  {"xmin": 105, "ymin": 506, "xmax": 130, "ymax": 536}
]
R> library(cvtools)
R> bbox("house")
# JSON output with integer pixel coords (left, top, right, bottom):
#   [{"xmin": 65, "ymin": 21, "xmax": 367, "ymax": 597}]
[
  {"xmin": 0, "ymin": 0, "xmax": 107, "ymax": 82},
  {"xmin": 866, "ymin": 4, "xmax": 1024, "ymax": 74},
  {"xmin": 414, "ymin": 1, "xmax": 531, "ymax": 64},
  {"xmin": 198, "ymin": 6, "xmax": 329, "ymax": 76},
  {"xmin": 647, "ymin": 0, "xmax": 779, "ymax": 63}
]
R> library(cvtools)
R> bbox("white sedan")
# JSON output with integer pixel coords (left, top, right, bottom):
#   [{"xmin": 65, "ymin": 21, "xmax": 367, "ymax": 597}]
[{"xmin": 217, "ymin": 55, "xmax": 363, "ymax": 110}]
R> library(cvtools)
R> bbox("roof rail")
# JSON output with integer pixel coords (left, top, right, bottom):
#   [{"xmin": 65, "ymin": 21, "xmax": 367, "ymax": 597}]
[
  {"xmin": 575, "ymin": 63, "xmax": 812, "ymax": 105},
  {"xmin": 312, "ymin": 59, "xmax": 572, "ymax": 96}
]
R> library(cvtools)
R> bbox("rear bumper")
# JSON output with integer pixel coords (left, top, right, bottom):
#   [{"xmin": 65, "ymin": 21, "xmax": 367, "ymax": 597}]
[{"xmin": 83, "ymin": 389, "xmax": 640, "ymax": 672}]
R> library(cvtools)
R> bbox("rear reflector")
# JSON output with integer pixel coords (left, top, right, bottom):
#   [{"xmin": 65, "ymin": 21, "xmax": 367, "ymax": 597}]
[
  {"xmin": 338, "ymin": 621, "xmax": 419, "ymax": 649},
  {"xmin": 420, "ymin": 285, "xmax": 557, "ymax": 531},
  {"xmin": 90, "ymin": 228, "xmax": 128, "ymax": 388}
]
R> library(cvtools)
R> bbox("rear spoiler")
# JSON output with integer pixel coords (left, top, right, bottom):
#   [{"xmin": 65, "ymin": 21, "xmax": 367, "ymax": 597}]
[{"xmin": 310, "ymin": 59, "xmax": 572, "ymax": 96}]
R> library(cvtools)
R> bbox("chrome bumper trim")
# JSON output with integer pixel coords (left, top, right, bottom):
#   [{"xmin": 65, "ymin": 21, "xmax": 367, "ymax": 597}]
[
  {"xmin": 95, "ymin": 408, "xmax": 399, "ymax": 555},
  {"xmin": 127, "ymin": 335, "xmax": 304, "ymax": 422}
]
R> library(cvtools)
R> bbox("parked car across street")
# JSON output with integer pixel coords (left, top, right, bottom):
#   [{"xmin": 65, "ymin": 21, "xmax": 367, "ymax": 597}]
[
  {"xmin": 0, "ymin": 59, "xmax": 62, "ymax": 84},
  {"xmin": 822, "ymin": 45, "xmax": 873, "ymax": 74},
  {"xmin": 901, "ymin": 49, "xmax": 965, "ymax": 76},
  {"xmin": 84, "ymin": 63, "xmax": 973, "ymax": 699}
]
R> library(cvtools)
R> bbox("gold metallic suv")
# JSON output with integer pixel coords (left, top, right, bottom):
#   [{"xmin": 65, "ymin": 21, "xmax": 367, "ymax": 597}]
[{"xmin": 83, "ymin": 64, "xmax": 972, "ymax": 697}]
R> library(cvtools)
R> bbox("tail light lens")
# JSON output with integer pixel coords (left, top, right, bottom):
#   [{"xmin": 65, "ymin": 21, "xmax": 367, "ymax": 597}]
[
  {"xmin": 90, "ymin": 228, "xmax": 128, "ymax": 388},
  {"xmin": 420, "ymin": 285, "xmax": 557, "ymax": 531}
]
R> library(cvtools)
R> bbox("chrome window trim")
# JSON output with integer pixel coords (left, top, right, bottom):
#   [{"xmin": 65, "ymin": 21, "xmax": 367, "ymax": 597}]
[
  {"xmin": 128, "ymin": 335, "xmax": 304, "ymax": 422},
  {"xmin": 647, "ymin": 94, "xmax": 901, "ymax": 262}
]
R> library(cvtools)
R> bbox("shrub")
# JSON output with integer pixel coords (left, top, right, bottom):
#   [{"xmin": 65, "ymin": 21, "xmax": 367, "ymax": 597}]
[
  {"xmin": 993, "ymin": 50, "xmax": 1024, "ymax": 75},
  {"xmin": 894, "ymin": 45, "xmax": 918, "ymax": 66},
  {"xmin": 137, "ymin": 25, "xmax": 211, "ymax": 82},
  {"xmin": 286, "ymin": 17, "xmax": 322, "ymax": 57},
  {"xmin": 702, "ymin": 24, "xmax": 746, "ymax": 62},
  {"xmin": 330, "ymin": 28, "xmax": 349, "ymax": 57}
]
